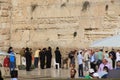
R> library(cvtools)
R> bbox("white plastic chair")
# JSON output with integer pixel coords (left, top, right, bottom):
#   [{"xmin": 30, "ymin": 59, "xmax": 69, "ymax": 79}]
[
  {"xmin": 21, "ymin": 57, "xmax": 26, "ymax": 66},
  {"xmin": 53, "ymin": 58, "xmax": 59, "ymax": 69}
]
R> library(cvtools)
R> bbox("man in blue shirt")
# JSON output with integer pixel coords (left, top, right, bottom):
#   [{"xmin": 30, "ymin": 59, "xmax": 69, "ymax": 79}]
[
  {"xmin": 9, "ymin": 52, "xmax": 15, "ymax": 71},
  {"xmin": 8, "ymin": 47, "xmax": 16, "ymax": 71}
]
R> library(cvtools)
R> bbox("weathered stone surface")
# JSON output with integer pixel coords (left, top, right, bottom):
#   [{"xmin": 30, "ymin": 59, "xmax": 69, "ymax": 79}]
[{"xmin": 0, "ymin": 0, "xmax": 120, "ymax": 53}]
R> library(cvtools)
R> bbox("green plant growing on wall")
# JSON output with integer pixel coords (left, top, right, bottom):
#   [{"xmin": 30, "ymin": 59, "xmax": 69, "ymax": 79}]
[
  {"xmin": 105, "ymin": 5, "xmax": 108, "ymax": 11},
  {"xmin": 0, "ymin": 1, "xmax": 4, "ymax": 3},
  {"xmin": 61, "ymin": 3, "xmax": 66, "ymax": 7},
  {"xmin": 111, "ymin": 0, "xmax": 114, "ymax": 3},
  {"xmin": 67, "ymin": 0, "xmax": 69, "ymax": 2},
  {"xmin": 82, "ymin": 1, "xmax": 90, "ymax": 11},
  {"xmin": 31, "ymin": 4, "xmax": 38, "ymax": 12},
  {"xmin": 73, "ymin": 32, "xmax": 77, "ymax": 38}
]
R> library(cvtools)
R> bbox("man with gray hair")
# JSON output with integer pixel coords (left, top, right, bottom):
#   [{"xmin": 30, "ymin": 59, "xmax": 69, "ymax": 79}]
[{"xmin": 98, "ymin": 58, "xmax": 113, "ymax": 72}]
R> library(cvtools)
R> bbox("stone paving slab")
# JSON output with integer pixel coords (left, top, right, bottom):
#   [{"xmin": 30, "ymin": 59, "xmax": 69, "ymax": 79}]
[{"xmin": 3, "ymin": 68, "xmax": 73, "ymax": 80}]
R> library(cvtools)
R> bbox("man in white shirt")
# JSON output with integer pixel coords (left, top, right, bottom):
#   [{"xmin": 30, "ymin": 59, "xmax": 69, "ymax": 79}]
[
  {"xmin": 77, "ymin": 50, "xmax": 84, "ymax": 77},
  {"xmin": 116, "ymin": 50, "xmax": 120, "ymax": 62}
]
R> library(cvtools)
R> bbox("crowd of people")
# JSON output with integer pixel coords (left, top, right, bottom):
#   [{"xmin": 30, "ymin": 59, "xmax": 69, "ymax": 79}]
[
  {"xmin": 68, "ymin": 48, "xmax": 120, "ymax": 79},
  {"xmin": 2, "ymin": 46, "xmax": 62, "ymax": 71},
  {"xmin": 23, "ymin": 47, "xmax": 62, "ymax": 70},
  {"xmin": 1, "ymin": 46, "xmax": 62, "ymax": 80},
  {"xmin": 0, "ymin": 47, "xmax": 120, "ymax": 79}
]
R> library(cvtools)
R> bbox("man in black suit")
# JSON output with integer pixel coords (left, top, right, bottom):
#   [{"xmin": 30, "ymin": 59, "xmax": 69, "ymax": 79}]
[{"xmin": 109, "ymin": 49, "xmax": 116, "ymax": 68}]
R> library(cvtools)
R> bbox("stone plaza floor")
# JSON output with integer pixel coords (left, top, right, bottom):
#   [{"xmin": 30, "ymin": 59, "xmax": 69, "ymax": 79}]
[{"xmin": 3, "ymin": 67, "xmax": 81, "ymax": 80}]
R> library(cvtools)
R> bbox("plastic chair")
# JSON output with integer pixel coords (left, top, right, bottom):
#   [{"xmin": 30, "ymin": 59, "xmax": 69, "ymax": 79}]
[{"xmin": 53, "ymin": 58, "xmax": 59, "ymax": 69}]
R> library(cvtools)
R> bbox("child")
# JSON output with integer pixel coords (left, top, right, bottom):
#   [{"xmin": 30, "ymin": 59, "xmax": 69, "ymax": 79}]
[
  {"xmin": 3, "ymin": 56, "xmax": 10, "ymax": 76},
  {"xmin": 70, "ymin": 64, "xmax": 76, "ymax": 78}
]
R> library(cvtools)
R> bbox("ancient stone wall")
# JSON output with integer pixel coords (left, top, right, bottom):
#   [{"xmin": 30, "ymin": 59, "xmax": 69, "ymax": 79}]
[
  {"xmin": 0, "ymin": 0, "xmax": 120, "ymax": 53},
  {"xmin": 0, "ymin": 0, "xmax": 11, "ymax": 51}
]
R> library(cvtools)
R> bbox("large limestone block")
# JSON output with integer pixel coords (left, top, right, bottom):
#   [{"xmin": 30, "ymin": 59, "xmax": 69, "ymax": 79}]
[
  {"xmin": 11, "ymin": 0, "xmax": 18, "ymax": 7},
  {"xmin": 0, "ymin": 28, "xmax": 10, "ymax": 35},
  {"xmin": 0, "ymin": 0, "xmax": 10, "ymax": 3},
  {"xmin": 4, "ymin": 40, "xmax": 9, "ymax": 46},
  {"xmin": 0, "ymin": 23, "xmax": 10, "ymax": 28},
  {"xmin": 21, "ymin": 30, "xmax": 30, "ymax": 41},
  {"xmin": 11, "ymin": 41, "xmax": 26, "ymax": 48},
  {"xmin": 28, "ymin": 41, "xmax": 49, "ymax": 48},
  {"xmin": 30, "ymin": 31, "xmax": 50, "ymax": 41},
  {"xmin": 11, "ymin": 32, "xmax": 22, "ymax": 41},
  {"xmin": 1, "ymin": 10, "xmax": 9, "ymax": 17},
  {"xmin": 0, "ymin": 35, "xmax": 9, "ymax": 41}
]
